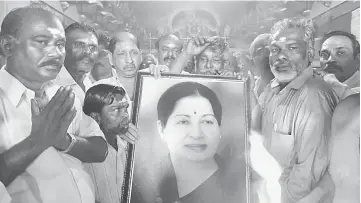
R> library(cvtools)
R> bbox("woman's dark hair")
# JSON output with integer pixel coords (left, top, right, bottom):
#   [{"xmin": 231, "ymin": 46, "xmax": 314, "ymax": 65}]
[
  {"xmin": 83, "ymin": 84, "xmax": 126, "ymax": 116},
  {"xmin": 157, "ymin": 82, "xmax": 222, "ymax": 127}
]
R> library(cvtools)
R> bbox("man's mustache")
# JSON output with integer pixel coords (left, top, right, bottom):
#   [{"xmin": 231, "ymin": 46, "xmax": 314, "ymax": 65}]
[
  {"xmin": 164, "ymin": 55, "xmax": 176, "ymax": 61},
  {"xmin": 76, "ymin": 54, "xmax": 94, "ymax": 64},
  {"xmin": 40, "ymin": 59, "xmax": 63, "ymax": 67},
  {"xmin": 324, "ymin": 62, "xmax": 343, "ymax": 72}
]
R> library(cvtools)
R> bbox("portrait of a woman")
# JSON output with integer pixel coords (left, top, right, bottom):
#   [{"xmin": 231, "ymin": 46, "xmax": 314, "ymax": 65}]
[{"xmin": 154, "ymin": 81, "xmax": 243, "ymax": 203}]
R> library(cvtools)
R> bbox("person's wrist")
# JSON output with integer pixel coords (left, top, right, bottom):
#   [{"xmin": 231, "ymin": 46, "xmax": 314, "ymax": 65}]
[
  {"xmin": 182, "ymin": 50, "xmax": 195, "ymax": 59},
  {"xmin": 57, "ymin": 133, "xmax": 71, "ymax": 151}
]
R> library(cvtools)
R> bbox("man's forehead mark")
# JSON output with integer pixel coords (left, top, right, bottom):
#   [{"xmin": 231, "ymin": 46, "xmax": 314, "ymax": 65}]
[{"xmin": 47, "ymin": 27, "xmax": 65, "ymax": 38}]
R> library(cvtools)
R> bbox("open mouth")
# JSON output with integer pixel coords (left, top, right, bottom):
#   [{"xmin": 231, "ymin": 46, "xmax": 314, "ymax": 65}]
[{"xmin": 185, "ymin": 144, "xmax": 207, "ymax": 152}]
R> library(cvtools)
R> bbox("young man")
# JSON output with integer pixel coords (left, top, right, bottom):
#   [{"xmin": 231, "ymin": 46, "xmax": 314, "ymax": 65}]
[
  {"xmin": 0, "ymin": 7, "xmax": 107, "ymax": 203},
  {"xmin": 83, "ymin": 84, "xmax": 140, "ymax": 203}
]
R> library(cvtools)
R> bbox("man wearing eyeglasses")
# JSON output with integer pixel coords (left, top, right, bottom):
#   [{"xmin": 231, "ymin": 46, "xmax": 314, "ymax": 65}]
[{"xmin": 54, "ymin": 22, "xmax": 99, "ymax": 104}]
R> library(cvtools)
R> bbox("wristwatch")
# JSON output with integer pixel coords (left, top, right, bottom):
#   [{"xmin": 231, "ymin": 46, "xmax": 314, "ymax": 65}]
[{"xmin": 63, "ymin": 133, "xmax": 77, "ymax": 153}]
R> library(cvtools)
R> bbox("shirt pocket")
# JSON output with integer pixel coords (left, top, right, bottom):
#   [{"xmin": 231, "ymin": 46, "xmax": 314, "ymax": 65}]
[{"xmin": 270, "ymin": 131, "xmax": 295, "ymax": 166}]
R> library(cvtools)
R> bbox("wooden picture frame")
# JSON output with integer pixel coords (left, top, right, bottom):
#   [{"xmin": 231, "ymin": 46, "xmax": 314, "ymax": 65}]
[{"xmin": 122, "ymin": 72, "xmax": 252, "ymax": 203}]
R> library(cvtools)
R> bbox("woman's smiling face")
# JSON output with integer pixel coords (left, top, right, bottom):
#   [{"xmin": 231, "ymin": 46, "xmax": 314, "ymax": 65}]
[{"xmin": 157, "ymin": 95, "xmax": 221, "ymax": 161}]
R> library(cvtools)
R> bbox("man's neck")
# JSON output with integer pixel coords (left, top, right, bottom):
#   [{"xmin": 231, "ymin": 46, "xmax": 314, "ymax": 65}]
[
  {"xmin": 6, "ymin": 66, "xmax": 45, "ymax": 91},
  {"xmin": 116, "ymin": 71, "xmax": 136, "ymax": 100},
  {"xmin": 105, "ymin": 131, "xmax": 118, "ymax": 151},
  {"xmin": 65, "ymin": 66, "xmax": 85, "ymax": 90}
]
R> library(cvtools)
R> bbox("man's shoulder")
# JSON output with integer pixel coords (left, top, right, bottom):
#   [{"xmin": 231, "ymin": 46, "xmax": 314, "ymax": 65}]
[{"xmin": 302, "ymin": 76, "xmax": 337, "ymax": 97}]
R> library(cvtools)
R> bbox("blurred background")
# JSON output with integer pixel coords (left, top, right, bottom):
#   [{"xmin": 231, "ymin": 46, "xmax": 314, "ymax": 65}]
[{"xmin": 0, "ymin": 0, "xmax": 359, "ymax": 68}]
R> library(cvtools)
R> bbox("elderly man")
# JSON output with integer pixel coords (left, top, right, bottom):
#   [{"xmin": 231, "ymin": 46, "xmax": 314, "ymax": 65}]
[
  {"xmin": 54, "ymin": 22, "xmax": 99, "ymax": 103},
  {"xmin": 252, "ymin": 17, "xmax": 338, "ymax": 203},
  {"xmin": 328, "ymin": 93, "xmax": 360, "ymax": 203},
  {"xmin": 170, "ymin": 36, "xmax": 234, "ymax": 76},
  {"xmin": 319, "ymin": 31, "xmax": 360, "ymax": 99},
  {"xmin": 0, "ymin": 7, "xmax": 107, "ymax": 203}
]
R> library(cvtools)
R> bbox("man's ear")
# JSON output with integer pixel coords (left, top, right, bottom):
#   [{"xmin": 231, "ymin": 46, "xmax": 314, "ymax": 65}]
[
  {"xmin": 0, "ymin": 35, "xmax": 16, "ymax": 57},
  {"xmin": 157, "ymin": 120, "xmax": 165, "ymax": 142},
  {"xmin": 90, "ymin": 112, "xmax": 101, "ymax": 125}
]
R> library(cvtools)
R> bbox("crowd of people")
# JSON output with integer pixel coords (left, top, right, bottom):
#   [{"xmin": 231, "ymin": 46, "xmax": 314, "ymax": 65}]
[{"xmin": 0, "ymin": 5, "xmax": 359, "ymax": 203}]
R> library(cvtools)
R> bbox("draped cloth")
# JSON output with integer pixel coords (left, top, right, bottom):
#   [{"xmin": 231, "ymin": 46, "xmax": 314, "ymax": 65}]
[{"xmin": 0, "ymin": 68, "xmax": 102, "ymax": 203}]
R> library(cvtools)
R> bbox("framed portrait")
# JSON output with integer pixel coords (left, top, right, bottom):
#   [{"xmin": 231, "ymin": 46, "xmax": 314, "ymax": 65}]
[{"xmin": 122, "ymin": 72, "xmax": 252, "ymax": 203}]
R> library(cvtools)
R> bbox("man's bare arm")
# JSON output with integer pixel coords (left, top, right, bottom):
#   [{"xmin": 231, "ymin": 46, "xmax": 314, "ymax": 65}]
[
  {"xmin": 57, "ymin": 135, "xmax": 108, "ymax": 163},
  {"xmin": 0, "ymin": 135, "xmax": 47, "ymax": 186},
  {"xmin": 169, "ymin": 51, "xmax": 192, "ymax": 74}
]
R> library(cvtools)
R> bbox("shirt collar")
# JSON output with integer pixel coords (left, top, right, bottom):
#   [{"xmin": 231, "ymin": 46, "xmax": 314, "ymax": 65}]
[
  {"xmin": 343, "ymin": 70, "xmax": 360, "ymax": 88},
  {"xmin": 54, "ymin": 66, "xmax": 77, "ymax": 87},
  {"xmin": 0, "ymin": 68, "xmax": 35, "ymax": 107},
  {"xmin": 270, "ymin": 67, "xmax": 313, "ymax": 93}
]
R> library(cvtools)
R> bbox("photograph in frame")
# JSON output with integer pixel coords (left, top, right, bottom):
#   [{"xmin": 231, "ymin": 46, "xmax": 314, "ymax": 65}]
[{"xmin": 122, "ymin": 72, "xmax": 252, "ymax": 203}]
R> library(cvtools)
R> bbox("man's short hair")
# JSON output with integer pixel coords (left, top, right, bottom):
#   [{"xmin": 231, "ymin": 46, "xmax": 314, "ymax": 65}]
[
  {"xmin": 65, "ymin": 22, "xmax": 98, "ymax": 39},
  {"xmin": 0, "ymin": 7, "xmax": 55, "ymax": 38},
  {"xmin": 83, "ymin": 84, "xmax": 126, "ymax": 116},
  {"xmin": 108, "ymin": 32, "xmax": 140, "ymax": 54},
  {"xmin": 98, "ymin": 33, "xmax": 110, "ymax": 50},
  {"xmin": 320, "ymin": 30, "xmax": 360, "ymax": 58},
  {"xmin": 155, "ymin": 33, "xmax": 183, "ymax": 50},
  {"xmin": 270, "ymin": 17, "xmax": 316, "ymax": 60}
]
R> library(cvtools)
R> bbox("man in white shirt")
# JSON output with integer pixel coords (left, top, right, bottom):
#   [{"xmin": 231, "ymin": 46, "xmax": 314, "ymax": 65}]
[
  {"xmin": 0, "ymin": 7, "xmax": 107, "ymax": 203},
  {"xmin": 54, "ymin": 22, "xmax": 99, "ymax": 103},
  {"xmin": 319, "ymin": 31, "xmax": 360, "ymax": 99},
  {"xmin": 83, "ymin": 84, "xmax": 140, "ymax": 203}
]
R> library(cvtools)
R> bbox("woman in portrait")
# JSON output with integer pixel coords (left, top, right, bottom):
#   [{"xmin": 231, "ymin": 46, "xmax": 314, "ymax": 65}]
[{"xmin": 154, "ymin": 82, "xmax": 244, "ymax": 203}]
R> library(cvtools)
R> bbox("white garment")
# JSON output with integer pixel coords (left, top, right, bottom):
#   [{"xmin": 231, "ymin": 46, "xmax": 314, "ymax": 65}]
[
  {"xmin": 84, "ymin": 136, "xmax": 127, "ymax": 203},
  {"xmin": 53, "ymin": 66, "xmax": 93, "ymax": 104},
  {"xmin": 0, "ymin": 182, "xmax": 10, "ymax": 203},
  {"xmin": 0, "ymin": 68, "xmax": 105, "ymax": 203}
]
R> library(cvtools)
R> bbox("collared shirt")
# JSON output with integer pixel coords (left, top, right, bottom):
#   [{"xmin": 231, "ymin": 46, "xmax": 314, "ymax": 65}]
[
  {"xmin": 258, "ymin": 67, "xmax": 338, "ymax": 202},
  {"xmin": 53, "ymin": 66, "xmax": 93, "ymax": 104},
  {"xmin": 321, "ymin": 71, "xmax": 360, "ymax": 100},
  {"xmin": 0, "ymin": 181, "xmax": 11, "ymax": 203},
  {"xmin": 84, "ymin": 136, "xmax": 127, "ymax": 203},
  {"xmin": 0, "ymin": 68, "xmax": 105, "ymax": 203},
  {"xmin": 344, "ymin": 70, "xmax": 360, "ymax": 89}
]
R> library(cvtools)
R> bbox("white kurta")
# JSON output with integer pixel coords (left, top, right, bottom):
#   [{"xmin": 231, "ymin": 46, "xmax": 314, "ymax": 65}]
[{"xmin": 0, "ymin": 68, "xmax": 105, "ymax": 203}]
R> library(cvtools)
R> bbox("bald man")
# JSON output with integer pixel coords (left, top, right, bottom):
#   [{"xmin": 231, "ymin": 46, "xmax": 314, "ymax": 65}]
[{"xmin": 155, "ymin": 34, "xmax": 183, "ymax": 67}]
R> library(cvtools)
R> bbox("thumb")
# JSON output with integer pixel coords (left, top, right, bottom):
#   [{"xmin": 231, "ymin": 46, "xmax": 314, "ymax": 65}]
[{"xmin": 30, "ymin": 99, "xmax": 40, "ymax": 116}]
